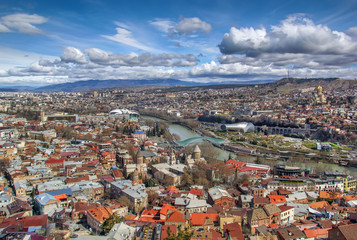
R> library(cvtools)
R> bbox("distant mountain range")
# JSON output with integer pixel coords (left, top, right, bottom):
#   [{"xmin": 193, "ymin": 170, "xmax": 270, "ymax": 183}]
[
  {"xmin": 33, "ymin": 79, "xmax": 275, "ymax": 92},
  {"xmin": 1, "ymin": 77, "xmax": 355, "ymax": 92},
  {"xmin": 0, "ymin": 86, "xmax": 37, "ymax": 92}
]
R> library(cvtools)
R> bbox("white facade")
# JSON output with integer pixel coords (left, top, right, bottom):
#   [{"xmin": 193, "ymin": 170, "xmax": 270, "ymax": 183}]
[
  {"xmin": 313, "ymin": 179, "xmax": 344, "ymax": 192},
  {"xmin": 280, "ymin": 207, "xmax": 295, "ymax": 225}
]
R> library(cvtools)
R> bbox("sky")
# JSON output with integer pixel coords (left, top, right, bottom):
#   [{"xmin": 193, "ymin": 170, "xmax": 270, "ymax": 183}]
[{"xmin": 1, "ymin": 0, "xmax": 357, "ymax": 87}]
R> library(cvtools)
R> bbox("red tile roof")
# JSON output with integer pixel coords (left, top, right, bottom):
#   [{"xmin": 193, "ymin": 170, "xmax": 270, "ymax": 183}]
[
  {"xmin": 189, "ymin": 189, "xmax": 204, "ymax": 196},
  {"xmin": 88, "ymin": 206, "xmax": 112, "ymax": 222},
  {"xmin": 278, "ymin": 205, "xmax": 294, "ymax": 212},
  {"xmin": 166, "ymin": 185, "xmax": 179, "ymax": 194},
  {"xmin": 65, "ymin": 176, "xmax": 90, "ymax": 184},
  {"xmin": 190, "ymin": 213, "xmax": 218, "ymax": 226},
  {"xmin": 166, "ymin": 211, "xmax": 185, "ymax": 223},
  {"xmin": 224, "ymin": 222, "xmax": 244, "ymax": 240},
  {"xmin": 268, "ymin": 195, "xmax": 287, "ymax": 204},
  {"xmin": 160, "ymin": 204, "xmax": 178, "ymax": 216},
  {"xmin": 304, "ymin": 228, "xmax": 330, "ymax": 238},
  {"xmin": 226, "ymin": 160, "xmax": 245, "ymax": 169},
  {"xmin": 309, "ymin": 201, "xmax": 330, "ymax": 209}
]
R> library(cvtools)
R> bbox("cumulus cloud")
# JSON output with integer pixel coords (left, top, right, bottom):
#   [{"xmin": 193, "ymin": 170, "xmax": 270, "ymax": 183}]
[
  {"xmin": 0, "ymin": 46, "xmax": 200, "ymax": 85},
  {"xmin": 219, "ymin": 15, "xmax": 357, "ymax": 56},
  {"xmin": 102, "ymin": 25, "xmax": 155, "ymax": 52},
  {"xmin": 0, "ymin": 13, "xmax": 48, "ymax": 34},
  {"xmin": 190, "ymin": 60, "xmax": 357, "ymax": 80},
  {"xmin": 174, "ymin": 17, "xmax": 212, "ymax": 36},
  {"xmin": 346, "ymin": 26, "xmax": 357, "ymax": 37},
  {"xmin": 84, "ymin": 48, "xmax": 199, "ymax": 67},
  {"xmin": 61, "ymin": 47, "xmax": 87, "ymax": 64},
  {"xmin": 150, "ymin": 17, "xmax": 212, "ymax": 37}
]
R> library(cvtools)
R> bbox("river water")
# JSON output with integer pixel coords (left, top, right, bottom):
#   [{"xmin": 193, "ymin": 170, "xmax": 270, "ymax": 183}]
[{"xmin": 141, "ymin": 116, "xmax": 357, "ymax": 176}]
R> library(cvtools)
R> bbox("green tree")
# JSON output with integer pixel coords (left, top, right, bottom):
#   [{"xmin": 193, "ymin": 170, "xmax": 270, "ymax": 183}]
[
  {"xmin": 101, "ymin": 213, "xmax": 124, "ymax": 233},
  {"xmin": 144, "ymin": 178, "xmax": 158, "ymax": 187}
]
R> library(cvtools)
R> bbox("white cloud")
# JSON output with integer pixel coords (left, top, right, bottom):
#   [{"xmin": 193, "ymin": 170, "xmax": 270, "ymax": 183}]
[
  {"xmin": 102, "ymin": 26, "xmax": 156, "ymax": 52},
  {"xmin": 0, "ymin": 23, "xmax": 10, "ymax": 33},
  {"xmin": 0, "ymin": 13, "xmax": 48, "ymax": 34},
  {"xmin": 219, "ymin": 15, "xmax": 357, "ymax": 56},
  {"xmin": 219, "ymin": 26, "xmax": 269, "ymax": 55},
  {"xmin": 150, "ymin": 17, "xmax": 212, "ymax": 37},
  {"xmin": 346, "ymin": 26, "xmax": 357, "ymax": 36},
  {"xmin": 149, "ymin": 18, "xmax": 174, "ymax": 33},
  {"xmin": 190, "ymin": 60, "xmax": 357, "ymax": 80},
  {"xmin": 0, "ymin": 45, "xmax": 58, "ymax": 70},
  {"xmin": 60, "ymin": 47, "xmax": 87, "ymax": 64},
  {"xmin": 174, "ymin": 17, "xmax": 212, "ymax": 36},
  {"xmin": 84, "ymin": 48, "xmax": 199, "ymax": 67}
]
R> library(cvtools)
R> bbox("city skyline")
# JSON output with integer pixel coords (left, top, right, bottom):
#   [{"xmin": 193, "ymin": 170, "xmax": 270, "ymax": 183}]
[{"xmin": 1, "ymin": 0, "xmax": 357, "ymax": 86}]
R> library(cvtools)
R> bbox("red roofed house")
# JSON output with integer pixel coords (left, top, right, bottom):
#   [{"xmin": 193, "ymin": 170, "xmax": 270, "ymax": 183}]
[
  {"xmin": 269, "ymin": 195, "xmax": 287, "ymax": 204},
  {"xmin": 304, "ymin": 228, "xmax": 330, "ymax": 239},
  {"xmin": 160, "ymin": 204, "xmax": 178, "ymax": 220},
  {"xmin": 190, "ymin": 213, "xmax": 218, "ymax": 228},
  {"xmin": 189, "ymin": 189, "xmax": 204, "ymax": 199},
  {"xmin": 87, "ymin": 206, "xmax": 113, "ymax": 234},
  {"xmin": 165, "ymin": 211, "xmax": 186, "ymax": 228},
  {"xmin": 71, "ymin": 201, "xmax": 100, "ymax": 220},
  {"xmin": 112, "ymin": 168, "xmax": 123, "ymax": 180},
  {"xmin": 224, "ymin": 222, "xmax": 245, "ymax": 240},
  {"xmin": 225, "ymin": 160, "xmax": 246, "ymax": 169},
  {"xmin": 139, "ymin": 209, "xmax": 160, "ymax": 223},
  {"xmin": 45, "ymin": 158, "xmax": 65, "ymax": 168},
  {"xmin": 65, "ymin": 176, "xmax": 90, "ymax": 185},
  {"xmin": 166, "ymin": 185, "xmax": 179, "ymax": 194},
  {"xmin": 0, "ymin": 214, "xmax": 48, "ymax": 233}
]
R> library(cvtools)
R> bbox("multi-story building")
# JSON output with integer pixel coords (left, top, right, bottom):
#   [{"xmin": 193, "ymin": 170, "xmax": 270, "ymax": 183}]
[
  {"xmin": 208, "ymin": 187, "xmax": 235, "ymax": 209},
  {"xmin": 278, "ymin": 205, "xmax": 295, "ymax": 225},
  {"xmin": 87, "ymin": 206, "xmax": 113, "ymax": 234},
  {"xmin": 312, "ymin": 179, "xmax": 344, "ymax": 192}
]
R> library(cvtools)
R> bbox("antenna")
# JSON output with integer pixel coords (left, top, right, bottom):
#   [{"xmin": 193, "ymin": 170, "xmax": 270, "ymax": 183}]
[{"xmin": 287, "ymin": 68, "xmax": 290, "ymax": 80}]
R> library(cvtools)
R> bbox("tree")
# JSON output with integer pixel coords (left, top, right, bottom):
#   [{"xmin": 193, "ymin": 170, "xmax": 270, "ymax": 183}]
[
  {"xmin": 234, "ymin": 174, "xmax": 250, "ymax": 185},
  {"xmin": 180, "ymin": 169, "xmax": 194, "ymax": 188},
  {"xmin": 147, "ymin": 191, "xmax": 159, "ymax": 205},
  {"xmin": 144, "ymin": 178, "xmax": 158, "ymax": 187},
  {"xmin": 101, "ymin": 213, "xmax": 124, "ymax": 233}
]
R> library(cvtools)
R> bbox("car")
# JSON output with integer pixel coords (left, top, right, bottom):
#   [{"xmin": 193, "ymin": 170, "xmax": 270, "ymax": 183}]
[{"xmin": 70, "ymin": 234, "xmax": 78, "ymax": 238}]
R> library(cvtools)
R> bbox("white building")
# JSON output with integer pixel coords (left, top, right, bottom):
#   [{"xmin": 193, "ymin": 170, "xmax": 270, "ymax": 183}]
[
  {"xmin": 279, "ymin": 205, "xmax": 295, "ymax": 225},
  {"xmin": 312, "ymin": 179, "xmax": 344, "ymax": 192},
  {"xmin": 221, "ymin": 122, "xmax": 254, "ymax": 133}
]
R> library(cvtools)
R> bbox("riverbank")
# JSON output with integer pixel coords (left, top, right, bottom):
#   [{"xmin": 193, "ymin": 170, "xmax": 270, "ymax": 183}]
[{"xmin": 141, "ymin": 115, "xmax": 357, "ymax": 177}]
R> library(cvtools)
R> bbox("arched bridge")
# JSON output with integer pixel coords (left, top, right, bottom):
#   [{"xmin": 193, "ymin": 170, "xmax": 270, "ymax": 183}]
[{"xmin": 177, "ymin": 136, "xmax": 226, "ymax": 146}]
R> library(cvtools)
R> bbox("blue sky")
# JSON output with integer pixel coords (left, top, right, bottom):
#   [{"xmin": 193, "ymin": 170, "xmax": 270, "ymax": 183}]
[{"xmin": 1, "ymin": 0, "xmax": 357, "ymax": 86}]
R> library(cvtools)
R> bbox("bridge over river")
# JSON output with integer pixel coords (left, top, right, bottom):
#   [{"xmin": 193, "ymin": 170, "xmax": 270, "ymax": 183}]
[{"xmin": 177, "ymin": 136, "xmax": 226, "ymax": 146}]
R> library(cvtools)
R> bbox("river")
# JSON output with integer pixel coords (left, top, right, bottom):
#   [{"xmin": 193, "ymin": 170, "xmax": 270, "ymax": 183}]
[{"xmin": 141, "ymin": 115, "xmax": 357, "ymax": 176}]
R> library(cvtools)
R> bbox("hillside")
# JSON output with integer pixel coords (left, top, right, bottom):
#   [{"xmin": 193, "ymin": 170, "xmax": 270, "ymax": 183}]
[{"xmin": 270, "ymin": 78, "xmax": 357, "ymax": 93}]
